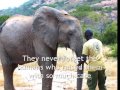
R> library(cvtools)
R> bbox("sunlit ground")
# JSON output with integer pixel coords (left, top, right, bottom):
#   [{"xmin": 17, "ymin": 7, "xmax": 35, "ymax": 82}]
[{"xmin": 0, "ymin": 47, "xmax": 117, "ymax": 90}]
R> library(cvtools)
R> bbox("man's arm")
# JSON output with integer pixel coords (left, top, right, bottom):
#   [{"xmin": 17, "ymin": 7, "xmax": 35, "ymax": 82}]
[{"xmin": 78, "ymin": 54, "xmax": 87, "ymax": 66}]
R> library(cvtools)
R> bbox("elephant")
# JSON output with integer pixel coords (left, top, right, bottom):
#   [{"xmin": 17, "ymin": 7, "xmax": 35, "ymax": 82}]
[{"xmin": 0, "ymin": 6, "xmax": 83, "ymax": 90}]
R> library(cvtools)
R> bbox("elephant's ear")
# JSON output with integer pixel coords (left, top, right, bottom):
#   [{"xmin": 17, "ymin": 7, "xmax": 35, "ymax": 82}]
[{"xmin": 33, "ymin": 6, "xmax": 60, "ymax": 50}]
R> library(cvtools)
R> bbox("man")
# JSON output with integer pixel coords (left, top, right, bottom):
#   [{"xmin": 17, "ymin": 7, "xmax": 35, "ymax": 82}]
[{"xmin": 79, "ymin": 29, "xmax": 107, "ymax": 90}]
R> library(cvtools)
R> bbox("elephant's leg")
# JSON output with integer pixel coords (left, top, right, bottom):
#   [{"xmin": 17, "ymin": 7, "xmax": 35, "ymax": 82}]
[
  {"xmin": 35, "ymin": 43, "xmax": 58, "ymax": 90},
  {"xmin": 39, "ymin": 61, "xmax": 55, "ymax": 90},
  {"xmin": 0, "ymin": 46, "xmax": 17, "ymax": 90},
  {"xmin": 2, "ymin": 63, "xmax": 17, "ymax": 90}
]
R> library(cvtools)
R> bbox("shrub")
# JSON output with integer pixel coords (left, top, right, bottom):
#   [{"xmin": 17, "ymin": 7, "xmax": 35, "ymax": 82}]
[
  {"xmin": 102, "ymin": 7, "xmax": 112, "ymax": 13},
  {"xmin": 111, "ymin": 44, "xmax": 117, "ymax": 57},
  {"xmin": 101, "ymin": 21, "xmax": 117, "ymax": 44},
  {"xmin": 46, "ymin": 4, "xmax": 57, "ymax": 8},
  {"xmin": 93, "ymin": 20, "xmax": 117, "ymax": 45},
  {"xmin": 87, "ymin": 11, "xmax": 103, "ymax": 22},
  {"xmin": 107, "ymin": 44, "xmax": 117, "ymax": 57},
  {"xmin": 70, "ymin": 4, "xmax": 93, "ymax": 19},
  {"xmin": 0, "ymin": 15, "xmax": 9, "ymax": 25}
]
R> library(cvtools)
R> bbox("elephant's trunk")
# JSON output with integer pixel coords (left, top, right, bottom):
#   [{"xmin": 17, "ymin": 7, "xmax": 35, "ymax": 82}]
[
  {"xmin": 75, "ymin": 50, "xmax": 84, "ymax": 90},
  {"xmin": 75, "ymin": 38, "xmax": 84, "ymax": 90}
]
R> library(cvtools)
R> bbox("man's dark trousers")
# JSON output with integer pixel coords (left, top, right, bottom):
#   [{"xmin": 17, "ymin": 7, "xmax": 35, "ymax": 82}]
[{"xmin": 87, "ymin": 70, "xmax": 107, "ymax": 90}]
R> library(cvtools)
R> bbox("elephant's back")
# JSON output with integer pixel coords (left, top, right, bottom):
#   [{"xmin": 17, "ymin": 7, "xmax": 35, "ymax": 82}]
[
  {"xmin": 4, "ymin": 15, "xmax": 33, "ymax": 32},
  {"xmin": 0, "ymin": 15, "xmax": 35, "ymax": 63},
  {"xmin": 5, "ymin": 15, "xmax": 33, "ymax": 24},
  {"xmin": 0, "ymin": 15, "xmax": 34, "ymax": 42}
]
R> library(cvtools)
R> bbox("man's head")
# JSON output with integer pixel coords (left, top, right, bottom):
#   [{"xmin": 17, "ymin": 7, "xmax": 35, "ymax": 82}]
[{"xmin": 84, "ymin": 29, "xmax": 93, "ymax": 40}]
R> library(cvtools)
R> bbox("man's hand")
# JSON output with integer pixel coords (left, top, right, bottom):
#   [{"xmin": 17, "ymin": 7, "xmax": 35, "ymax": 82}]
[{"xmin": 77, "ymin": 55, "xmax": 88, "ymax": 66}]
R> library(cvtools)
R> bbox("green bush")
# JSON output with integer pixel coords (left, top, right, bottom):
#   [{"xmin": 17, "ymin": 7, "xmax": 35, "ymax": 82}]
[
  {"xmin": 92, "ymin": 6, "xmax": 103, "ymax": 11},
  {"xmin": 87, "ymin": 11, "xmax": 103, "ymax": 22},
  {"xmin": 0, "ymin": 15, "xmax": 9, "ymax": 25},
  {"xmin": 46, "ymin": 4, "xmax": 57, "ymax": 8},
  {"xmin": 70, "ymin": 4, "xmax": 93, "ymax": 19},
  {"xmin": 101, "ymin": 21, "xmax": 117, "ymax": 44},
  {"xmin": 102, "ymin": 7, "xmax": 112, "ymax": 13},
  {"xmin": 93, "ymin": 21, "xmax": 117, "ymax": 45},
  {"xmin": 108, "ymin": 44, "xmax": 117, "ymax": 57}
]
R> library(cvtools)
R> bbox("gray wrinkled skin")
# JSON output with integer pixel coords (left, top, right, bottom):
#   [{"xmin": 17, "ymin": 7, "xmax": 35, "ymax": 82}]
[{"xmin": 0, "ymin": 6, "xmax": 83, "ymax": 90}]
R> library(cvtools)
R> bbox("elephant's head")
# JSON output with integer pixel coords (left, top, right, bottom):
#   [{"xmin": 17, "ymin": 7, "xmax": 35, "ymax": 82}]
[{"xmin": 33, "ymin": 6, "xmax": 83, "ymax": 57}]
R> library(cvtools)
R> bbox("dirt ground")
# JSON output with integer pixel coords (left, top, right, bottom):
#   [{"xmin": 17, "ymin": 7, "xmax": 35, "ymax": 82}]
[{"xmin": 0, "ymin": 48, "xmax": 117, "ymax": 90}]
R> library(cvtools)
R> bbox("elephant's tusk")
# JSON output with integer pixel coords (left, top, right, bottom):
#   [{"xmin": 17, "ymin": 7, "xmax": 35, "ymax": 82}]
[{"xmin": 66, "ymin": 47, "xmax": 67, "ymax": 50}]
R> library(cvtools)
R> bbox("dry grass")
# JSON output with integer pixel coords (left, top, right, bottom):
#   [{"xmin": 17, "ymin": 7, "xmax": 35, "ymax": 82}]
[
  {"xmin": 103, "ymin": 46, "xmax": 112, "ymax": 58},
  {"xmin": 56, "ymin": 47, "xmax": 117, "ymax": 90},
  {"xmin": 56, "ymin": 47, "xmax": 77, "ymax": 71},
  {"xmin": 0, "ymin": 65, "xmax": 30, "ymax": 87},
  {"xmin": 0, "ymin": 47, "xmax": 117, "ymax": 90},
  {"xmin": 56, "ymin": 47, "xmax": 117, "ymax": 72},
  {"xmin": 105, "ymin": 58, "xmax": 117, "ymax": 77}
]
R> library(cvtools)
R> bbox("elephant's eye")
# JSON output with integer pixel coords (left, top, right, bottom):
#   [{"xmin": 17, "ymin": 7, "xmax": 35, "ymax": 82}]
[{"xmin": 68, "ymin": 31, "xmax": 74, "ymax": 36}]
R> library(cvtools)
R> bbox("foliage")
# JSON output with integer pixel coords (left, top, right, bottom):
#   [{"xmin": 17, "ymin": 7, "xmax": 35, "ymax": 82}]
[
  {"xmin": 70, "ymin": 5, "xmax": 117, "ymax": 45},
  {"xmin": 80, "ymin": 12, "xmax": 107, "ymax": 34},
  {"xmin": 0, "ymin": 0, "xmax": 117, "ymax": 57},
  {"xmin": 94, "ymin": 21, "xmax": 117, "ymax": 45},
  {"xmin": 100, "ymin": 21, "xmax": 117, "ymax": 44},
  {"xmin": 87, "ymin": 11, "xmax": 103, "ymax": 22},
  {"xmin": 106, "ymin": 44, "xmax": 117, "ymax": 57},
  {"xmin": 0, "ymin": 0, "xmax": 37, "ymax": 15},
  {"xmin": 110, "ymin": 44, "xmax": 117, "ymax": 57},
  {"xmin": 55, "ymin": 1, "xmax": 65, "ymax": 7},
  {"xmin": 92, "ymin": 6, "xmax": 103, "ymax": 11},
  {"xmin": 70, "ymin": 4, "xmax": 93, "ymax": 19},
  {"xmin": 0, "ymin": 15, "xmax": 9, "ymax": 25},
  {"xmin": 102, "ymin": 7, "xmax": 112, "ymax": 13},
  {"xmin": 46, "ymin": 4, "xmax": 57, "ymax": 8},
  {"xmin": 85, "ymin": 0, "xmax": 104, "ymax": 5},
  {"xmin": 44, "ymin": 1, "xmax": 65, "ymax": 8}
]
